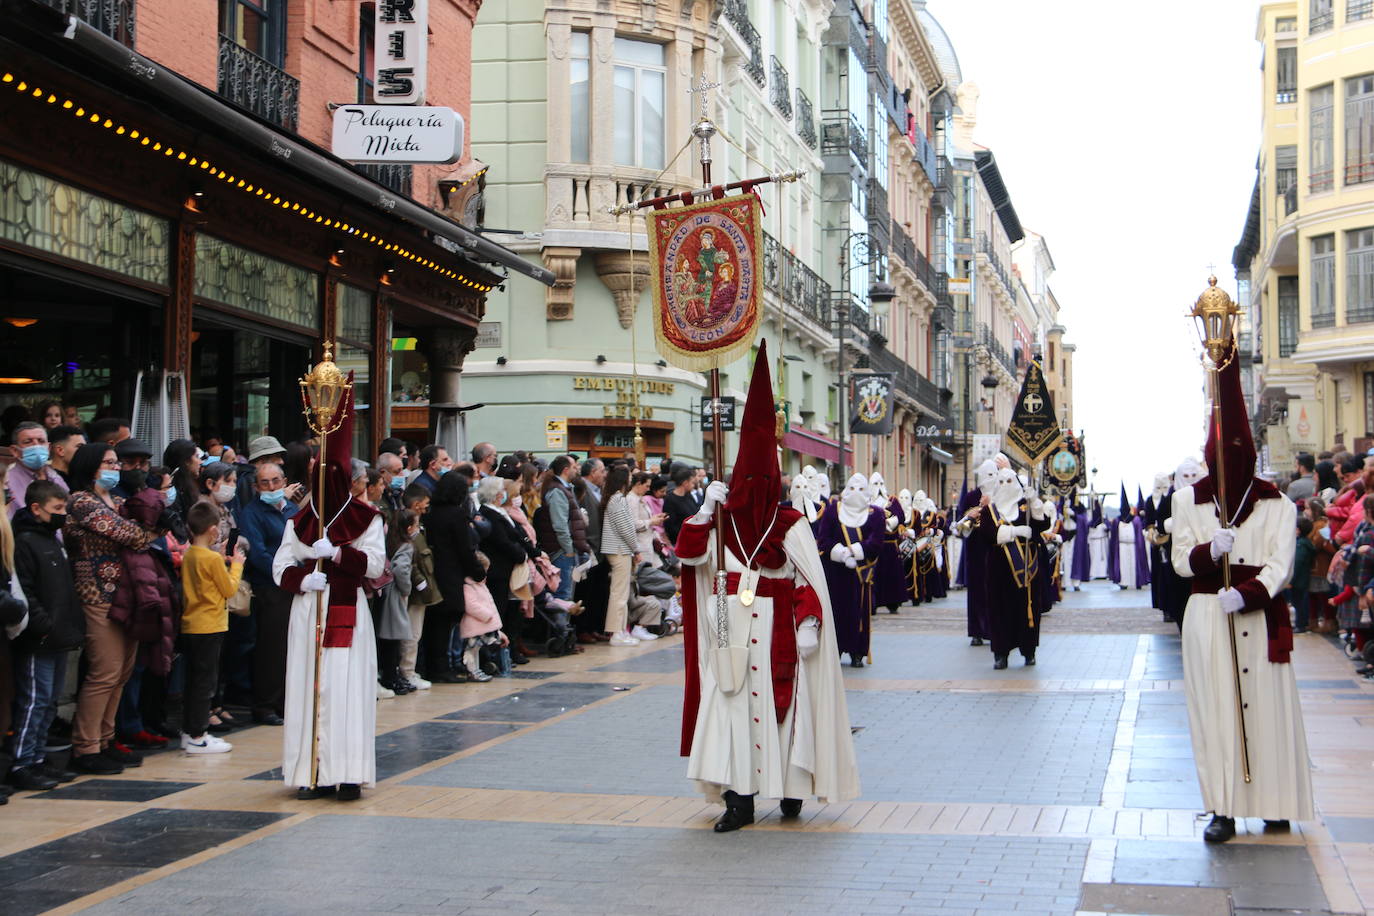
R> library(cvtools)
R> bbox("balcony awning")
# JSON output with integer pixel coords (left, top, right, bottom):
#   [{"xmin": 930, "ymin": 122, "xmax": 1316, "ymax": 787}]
[
  {"xmin": 781, "ymin": 425, "xmax": 851, "ymax": 464},
  {"xmin": 5, "ymin": 0, "xmax": 553, "ymax": 287}
]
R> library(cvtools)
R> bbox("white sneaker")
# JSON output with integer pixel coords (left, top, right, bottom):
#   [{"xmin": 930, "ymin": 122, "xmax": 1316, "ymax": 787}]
[
  {"xmin": 376, "ymin": 682, "xmax": 396, "ymax": 700},
  {"xmin": 608, "ymin": 632, "xmax": 640, "ymax": 647},
  {"xmin": 406, "ymin": 674, "xmax": 431, "ymax": 690},
  {"xmin": 630, "ymin": 626, "xmax": 659, "ymax": 641},
  {"xmin": 182, "ymin": 733, "xmax": 232, "ymax": 755}
]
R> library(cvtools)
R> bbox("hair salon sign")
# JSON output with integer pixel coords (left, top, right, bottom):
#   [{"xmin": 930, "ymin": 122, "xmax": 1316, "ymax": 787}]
[{"xmin": 332, "ymin": 105, "xmax": 464, "ymax": 164}]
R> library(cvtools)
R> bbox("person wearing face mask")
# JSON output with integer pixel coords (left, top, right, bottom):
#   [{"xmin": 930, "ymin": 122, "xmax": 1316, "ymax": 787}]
[
  {"xmin": 8, "ymin": 480, "xmax": 83, "ymax": 790},
  {"xmin": 815, "ymin": 473, "xmax": 887, "ymax": 668},
  {"xmin": 46, "ymin": 425, "xmax": 84, "ymax": 491},
  {"xmin": 376, "ymin": 451, "xmax": 406, "ymax": 521},
  {"xmin": 6, "ymin": 422, "xmax": 56, "ymax": 520},
  {"xmin": 236, "ymin": 459, "xmax": 299, "ymax": 725},
  {"xmin": 198, "ymin": 464, "xmax": 239, "ymax": 552},
  {"xmin": 64, "ymin": 442, "xmax": 160, "ymax": 774},
  {"xmin": 477, "ymin": 476, "xmax": 540, "ymax": 662},
  {"xmin": 110, "ymin": 438, "xmax": 154, "ymax": 500},
  {"xmin": 975, "ymin": 469, "xmax": 1052, "ymax": 669},
  {"xmin": 198, "ymin": 462, "xmax": 245, "ymax": 723}
]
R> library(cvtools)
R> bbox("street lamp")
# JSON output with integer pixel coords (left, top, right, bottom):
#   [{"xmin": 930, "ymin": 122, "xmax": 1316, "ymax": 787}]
[{"xmin": 836, "ymin": 232, "xmax": 894, "ymax": 479}]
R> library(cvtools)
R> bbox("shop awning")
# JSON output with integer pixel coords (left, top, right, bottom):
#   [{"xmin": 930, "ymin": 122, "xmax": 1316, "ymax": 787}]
[
  {"xmin": 782, "ymin": 425, "xmax": 851, "ymax": 465},
  {"xmin": 4, "ymin": 0, "xmax": 553, "ymax": 288},
  {"xmin": 928, "ymin": 446, "xmax": 954, "ymax": 465}
]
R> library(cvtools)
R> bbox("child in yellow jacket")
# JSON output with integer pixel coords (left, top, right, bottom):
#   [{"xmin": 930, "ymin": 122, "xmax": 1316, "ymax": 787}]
[{"xmin": 179, "ymin": 502, "xmax": 245, "ymax": 755}]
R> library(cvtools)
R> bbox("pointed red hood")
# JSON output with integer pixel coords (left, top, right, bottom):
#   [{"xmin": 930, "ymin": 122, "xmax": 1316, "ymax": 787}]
[
  {"xmin": 1194, "ymin": 337, "xmax": 1277, "ymax": 523},
  {"xmin": 295, "ymin": 373, "xmax": 378, "ymax": 544},
  {"xmin": 721, "ymin": 340, "xmax": 797, "ymax": 568}
]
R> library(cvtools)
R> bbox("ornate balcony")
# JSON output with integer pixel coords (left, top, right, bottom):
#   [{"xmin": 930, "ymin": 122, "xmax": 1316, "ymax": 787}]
[
  {"xmin": 975, "ymin": 230, "xmax": 1015, "ymax": 296},
  {"xmin": 355, "ymin": 163, "xmax": 413, "ymax": 198},
  {"xmin": 795, "ymin": 88, "xmax": 817, "ymax": 149},
  {"xmin": 769, "ymin": 56, "xmax": 792, "ymax": 120},
  {"xmin": 42, "ymin": 0, "xmax": 134, "ymax": 46},
  {"xmin": 822, "ymin": 110, "xmax": 867, "ymax": 162},
  {"xmin": 217, "ymin": 37, "xmax": 299, "ymax": 132},
  {"xmin": 979, "ymin": 322, "xmax": 1016, "ymax": 377},
  {"xmin": 763, "ymin": 233, "xmax": 832, "ymax": 332}
]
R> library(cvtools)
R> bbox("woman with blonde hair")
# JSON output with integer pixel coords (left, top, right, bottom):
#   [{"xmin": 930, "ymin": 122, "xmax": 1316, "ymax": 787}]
[{"xmin": 0, "ymin": 466, "xmax": 35, "ymax": 801}]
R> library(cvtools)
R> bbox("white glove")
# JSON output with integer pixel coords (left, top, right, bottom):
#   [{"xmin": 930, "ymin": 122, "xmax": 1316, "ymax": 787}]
[
  {"xmin": 796, "ymin": 618, "xmax": 819, "ymax": 657},
  {"xmin": 1012, "ymin": 525, "xmax": 1033, "ymax": 539},
  {"xmin": 698, "ymin": 481, "xmax": 728, "ymax": 518},
  {"xmin": 1163, "ymin": 517, "xmax": 1174, "ymax": 534},
  {"xmin": 849, "ymin": 543, "xmax": 864, "ymax": 561},
  {"xmin": 1209, "ymin": 528, "xmax": 1236, "ymax": 561},
  {"xmin": 1052, "ymin": 534, "xmax": 1063, "ymax": 544},
  {"xmin": 301, "ymin": 571, "xmax": 328, "ymax": 592},
  {"xmin": 829, "ymin": 543, "xmax": 850, "ymax": 564},
  {"xmin": 902, "ymin": 529, "xmax": 916, "ymax": 540},
  {"xmin": 886, "ymin": 514, "xmax": 899, "ymax": 532},
  {"xmin": 844, "ymin": 556, "xmax": 857, "ymax": 569},
  {"xmin": 1218, "ymin": 587, "xmax": 1245, "ymax": 614},
  {"xmin": 1022, "ymin": 485, "xmax": 1036, "ymax": 501},
  {"xmin": 310, "ymin": 537, "xmax": 339, "ymax": 560}
]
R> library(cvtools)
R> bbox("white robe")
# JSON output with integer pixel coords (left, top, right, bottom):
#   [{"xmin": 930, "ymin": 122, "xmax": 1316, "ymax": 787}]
[
  {"xmin": 1088, "ymin": 524, "xmax": 1109, "ymax": 579},
  {"xmin": 1171, "ymin": 488, "xmax": 1314, "ymax": 820},
  {"xmin": 680, "ymin": 518, "xmax": 859, "ymax": 804},
  {"xmin": 1116, "ymin": 520, "xmax": 1139, "ymax": 589},
  {"xmin": 273, "ymin": 515, "xmax": 386, "ymax": 789}
]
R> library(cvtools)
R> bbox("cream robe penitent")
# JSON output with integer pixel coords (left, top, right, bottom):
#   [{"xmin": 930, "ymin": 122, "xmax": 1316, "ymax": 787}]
[
  {"xmin": 274, "ymin": 515, "xmax": 386, "ymax": 789},
  {"xmin": 1171, "ymin": 489, "xmax": 1314, "ymax": 820},
  {"xmin": 1088, "ymin": 524, "xmax": 1109, "ymax": 579},
  {"xmin": 1116, "ymin": 520, "xmax": 1140, "ymax": 589},
  {"xmin": 679, "ymin": 518, "xmax": 859, "ymax": 804}
]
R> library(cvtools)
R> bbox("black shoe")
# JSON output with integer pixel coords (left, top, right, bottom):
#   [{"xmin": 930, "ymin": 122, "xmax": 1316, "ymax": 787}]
[
  {"xmin": 207, "ymin": 720, "xmax": 234, "ymax": 735},
  {"xmin": 780, "ymin": 797, "xmax": 803, "ymax": 818},
  {"xmin": 252, "ymin": 712, "xmax": 285, "ymax": 726},
  {"xmin": 71, "ymin": 753, "xmax": 123, "ymax": 775},
  {"xmin": 337, "ymin": 783, "xmax": 361, "ymax": 801},
  {"xmin": 849, "ymin": 656, "xmax": 864, "ymax": 668},
  {"xmin": 993, "ymin": 655, "xmax": 1009, "ymax": 670},
  {"xmin": 1263, "ymin": 819, "xmax": 1290, "ymax": 830},
  {"xmin": 511, "ymin": 654, "xmax": 530, "ymax": 665},
  {"xmin": 430, "ymin": 669, "xmax": 467, "ymax": 684},
  {"xmin": 101, "ymin": 744, "xmax": 142, "ymax": 767},
  {"xmin": 970, "ymin": 637, "xmax": 984, "ymax": 646},
  {"xmin": 296, "ymin": 785, "xmax": 337, "ymax": 800},
  {"xmin": 1024, "ymin": 653, "xmax": 1036, "ymax": 666},
  {"xmin": 0, "ymin": 784, "xmax": 12, "ymax": 798},
  {"xmin": 713, "ymin": 791, "xmax": 755, "ymax": 833},
  {"xmin": 39, "ymin": 762, "xmax": 78, "ymax": 784},
  {"xmin": 1203, "ymin": 814, "xmax": 1236, "ymax": 843},
  {"xmin": 8, "ymin": 766, "xmax": 59, "ymax": 791},
  {"xmin": 887, "ymin": 605, "xmax": 900, "ymax": 614}
]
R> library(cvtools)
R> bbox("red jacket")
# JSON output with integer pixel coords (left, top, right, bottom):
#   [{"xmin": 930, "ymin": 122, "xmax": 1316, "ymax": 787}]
[
  {"xmin": 108, "ymin": 490, "xmax": 179, "ymax": 675},
  {"xmin": 1326, "ymin": 481, "xmax": 1365, "ymax": 544}
]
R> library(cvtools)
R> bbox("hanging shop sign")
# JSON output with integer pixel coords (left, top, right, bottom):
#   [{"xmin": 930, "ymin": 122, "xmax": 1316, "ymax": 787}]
[
  {"xmin": 474, "ymin": 322, "xmax": 501, "ymax": 348},
  {"xmin": 375, "ymin": 0, "xmax": 429, "ymax": 104},
  {"xmin": 331, "ymin": 105, "xmax": 463, "ymax": 164},
  {"xmin": 849, "ymin": 373, "xmax": 895, "ymax": 436},
  {"xmin": 699, "ymin": 396, "xmax": 737, "ymax": 432}
]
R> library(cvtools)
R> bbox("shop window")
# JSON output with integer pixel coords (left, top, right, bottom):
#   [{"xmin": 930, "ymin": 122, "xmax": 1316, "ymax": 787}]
[
  {"xmin": 0, "ymin": 160, "xmax": 169, "ymax": 286},
  {"xmin": 613, "ymin": 38, "xmax": 665, "ymax": 169},
  {"xmin": 336, "ymin": 282, "xmax": 374, "ymax": 456},
  {"xmin": 194, "ymin": 235, "xmax": 319, "ymax": 329}
]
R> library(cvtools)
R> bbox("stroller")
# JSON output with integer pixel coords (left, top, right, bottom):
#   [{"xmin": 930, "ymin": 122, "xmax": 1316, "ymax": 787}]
[
  {"xmin": 633, "ymin": 561, "xmax": 680, "ymax": 637},
  {"xmin": 532, "ymin": 591, "xmax": 579, "ymax": 657}
]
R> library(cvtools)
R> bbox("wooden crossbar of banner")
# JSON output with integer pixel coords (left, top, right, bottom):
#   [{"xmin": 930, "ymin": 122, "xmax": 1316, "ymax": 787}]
[{"xmin": 607, "ymin": 170, "xmax": 806, "ymax": 216}]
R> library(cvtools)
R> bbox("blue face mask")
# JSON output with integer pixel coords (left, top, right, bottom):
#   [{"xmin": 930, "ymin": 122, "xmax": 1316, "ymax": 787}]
[
  {"xmin": 20, "ymin": 445, "xmax": 48, "ymax": 470},
  {"xmin": 438, "ymin": 465, "xmax": 451, "ymax": 475},
  {"xmin": 259, "ymin": 489, "xmax": 287, "ymax": 506},
  {"xmin": 202, "ymin": 454, "xmax": 220, "ymax": 466},
  {"xmin": 390, "ymin": 475, "xmax": 406, "ymax": 491},
  {"xmin": 97, "ymin": 469, "xmax": 120, "ymax": 490},
  {"xmin": 165, "ymin": 486, "xmax": 178, "ymax": 505}
]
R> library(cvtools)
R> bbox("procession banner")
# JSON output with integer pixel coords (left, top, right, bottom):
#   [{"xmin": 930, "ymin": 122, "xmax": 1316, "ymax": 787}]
[
  {"xmin": 849, "ymin": 373, "xmax": 895, "ymax": 435},
  {"xmin": 648, "ymin": 194, "xmax": 764, "ymax": 371},
  {"xmin": 1044, "ymin": 429, "xmax": 1085, "ymax": 497},
  {"xmin": 1005, "ymin": 360, "xmax": 1062, "ymax": 466}
]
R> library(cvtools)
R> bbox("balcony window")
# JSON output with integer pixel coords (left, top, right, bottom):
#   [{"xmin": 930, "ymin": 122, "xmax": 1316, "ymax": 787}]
[
  {"xmin": 357, "ymin": 4, "xmax": 375, "ymax": 103},
  {"xmin": 1345, "ymin": 74, "xmax": 1374, "ymax": 185},
  {"xmin": 219, "ymin": 0, "xmax": 283, "ymax": 66},
  {"xmin": 1351, "ymin": 0, "xmax": 1374, "ymax": 21},
  {"xmin": 1311, "ymin": 0, "xmax": 1334, "ymax": 32},
  {"xmin": 1275, "ymin": 47, "xmax": 1296, "ymax": 103},
  {"xmin": 1347, "ymin": 228, "xmax": 1374, "ymax": 322},
  {"xmin": 1311, "ymin": 84, "xmax": 1335, "ymax": 193},
  {"xmin": 1312, "ymin": 234, "xmax": 1336, "ymax": 327},
  {"xmin": 570, "ymin": 33, "xmax": 590, "ymax": 163},
  {"xmin": 1278, "ymin": 276, "xmax": 1299, "ymax": 356},
  {"xmin": 613, "ymin": 38, "xmax": 665, "ymax": 170},
  {"xmin": 1276, "ymin": 144, "xmax": 1298, "ymax": 195},
  {"xmin": 1276, "ymin": 15, "xmax": 1298, "ymax": 31}
]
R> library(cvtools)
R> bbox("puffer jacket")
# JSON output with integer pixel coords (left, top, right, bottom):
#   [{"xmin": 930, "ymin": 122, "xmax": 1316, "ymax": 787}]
[
  {"xmin": 408, "ymin": 529, "xmax": 443, "ymax": 607},
  {"xmin": 108, "ymin": 488, "xmax": 179, "ymax": 675},
  {"xmin": 11, "ymin": 509, "xmax": 83, "ymax": 653}
]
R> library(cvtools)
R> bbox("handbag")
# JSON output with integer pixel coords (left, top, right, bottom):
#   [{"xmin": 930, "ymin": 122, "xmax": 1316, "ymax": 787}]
[
  {"xmin": 510, "ymin": 560, "xmax": 534, "ymax": 601},
  {"xmin": 227, "ymin": 578, "xmax": 253, "ymax": 618}
]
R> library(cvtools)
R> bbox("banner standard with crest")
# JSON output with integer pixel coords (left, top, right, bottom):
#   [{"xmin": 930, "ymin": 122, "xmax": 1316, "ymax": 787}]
[
  {"xmin": 648, "ymin": 193, "xmax": 764, "ymax": 372},
  {"xmin": 849, "ymin": 373, "xmax": 895, "ymax": 436},
  {"xmin": 1005, "ymin": 360, "xmax": 1062, "ymax": 466}
]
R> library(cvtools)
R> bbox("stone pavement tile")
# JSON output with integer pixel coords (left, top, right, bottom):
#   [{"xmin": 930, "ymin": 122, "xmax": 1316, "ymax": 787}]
[
  {"xmin": 1323, "ymin": 816, "xmax": 1374, "ymax": 842},
  {"xmin": 1111, "ymin": 838, "xmax": 1329, "ymax": 913},
  {"xmin": 247, "ymin": 719, "xmax": 520, "ymax": 782},
  {"xmin": 29, "ymin": 778, "xmax": 201, "ymax": 803},
  {"xmin": 438, "ymin": 681, "xmax": 633, "ymax": 723},
  {"xmin": 1077, "ymin": 882, "xmax": 1232, "ymax": 915},
  {"xmin": 843, "ymin": 634, "xmax": 1141, "ymax": 683},
  {"xmin": 72, "ymin": 816, "xmax": 1089, "ymax": 916},
  {"xmin": 592, "ymin": 643, "xmax": 686, "ymax": 673}
]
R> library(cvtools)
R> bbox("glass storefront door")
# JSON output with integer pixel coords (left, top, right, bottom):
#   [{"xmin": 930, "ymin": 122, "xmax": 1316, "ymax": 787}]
[{"xmin": 189, "ymin": 317, "xmax": 310, "ymax": 450}]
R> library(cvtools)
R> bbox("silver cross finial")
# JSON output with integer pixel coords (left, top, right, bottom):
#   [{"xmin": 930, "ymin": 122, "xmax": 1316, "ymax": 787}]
[{"xmin": 688, "ymin": 74, "xmax": 720, "ymax": 121}]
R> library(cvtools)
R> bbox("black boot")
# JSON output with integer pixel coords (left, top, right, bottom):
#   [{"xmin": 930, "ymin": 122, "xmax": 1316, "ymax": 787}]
[
  {"xmin": 714, "ymin": 791, "xmax": 755, "ymax": 833},
  {"xmin": 1203, "ymin": 814, "xmax": 1236, "ymax": 843},
  {"xmin": 780, "ymin": 797, "xmax": 803, "ymax": 818},
  {"xmin": 336, "ymin": 783, "xmax": 362, "ymax": 801},
  {"xmin": 1023, "ymin": 651, "xmax": 1036, "ymax": 666},
  {"xmin": 993, "ymin": 654, "xmax": 1008, "ymax": 670},
  {"xmin": 296, "ymin": 785, "xmax": 337, "ymax": 800},
  {"xmin": 849, "ymin": 655, "xmax": 864, "ymax": 668},
  {"xmin": 970, "ymin": 637, "xmax": 984, "ymax": 647},
  {"xmin": 1263, "ymin": 819, "xmax": 1290, "ymax": 831}
]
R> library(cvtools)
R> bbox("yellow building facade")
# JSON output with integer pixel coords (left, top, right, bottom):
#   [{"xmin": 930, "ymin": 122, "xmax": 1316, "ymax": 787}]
[{"xmin": 1236, "ymin": 1, "xmax": 1374, "ymax": 462}]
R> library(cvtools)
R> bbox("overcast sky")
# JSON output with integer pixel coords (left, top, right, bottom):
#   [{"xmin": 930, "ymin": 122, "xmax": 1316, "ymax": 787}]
[{"xmin": 929, "ymin": 0, "xmax": 1261, "ymax": 506}]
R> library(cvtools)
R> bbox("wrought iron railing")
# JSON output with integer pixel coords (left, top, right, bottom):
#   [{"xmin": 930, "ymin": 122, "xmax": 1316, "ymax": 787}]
[
  {"xmin": 1310, "ymin": 9, "xmax": 1334, "ymax": 31},
  {"xmin": 763, "ymin": 232, "xmax": 832, "ymax": 332},
  {"xmin": 975, "ymin": 231, "xmax": 1015, "ymax": 295},
  {"xmin": 738, "ymin": 18, "xmax": 766, "ymax": 88},
  {"xmin": 867, "ymin": 179, "xmax": 889, "ymax": 230},
  {"xmin": 1276, "ymin": 86, "xmax": 1296, "ymax": 104},
  {"xmin": 1347, "ymin": 303, "xmax": 1374, "ymax": 324},
  {"xmin": 42, "ymin": 0, "xmax": 134, "ymax": 46},
  {"xmin": 868, "ymin": 345, "xmax": 947, "ymax": 422},
  {"xmin": 910, "ymin": 123, "xmax": 938, "ymax": 183},
  {"xmin": 723, "ymin": 0, "xmax": 749, "ymax": 33},
  {"xmin": 979, "ymin": 323, "xmax": 1016, "ymax": 376},
  {"xmin": 1312, "ymin": 307, "xmax": 1336, "ymax": 328},
  {"xmin": 356, "ymin": 163, "xmax": 413, "ymax": 197},
  {"xmin": 1311, "ymin": 168, "xmax": 1334, "ymax": 193},
  {"xmin": 1344, "ymin": 158, "xmax": 1374, "ymax": 185},
  {"xmin": 822, "ymin": 109, "xmax": 867, "ymax": 162},
  {"xmin": 933, "ymin": 271, "xmax": 952, "ymax": 310},
  {"xmin": 769, "ymin": 56, "xmax": 792, "ymax": 119},
  {"xmin": 832, "ymin": 294, "xmax": 870, "ymax": 337},
  {"xmin": 217, "ymin": 37, "xmax": 300, "ymax": 131},
  {"xmin": 795, "ymin": 88, "xmax": 817, "ymax": 149},
  {"xmin": 1283, "ymin": 184, "xmax": 1298, "ymax": 215},
  {"xmin": 892, "ymin": 223, "xmax": 918, "ymax": 275},
  {"xmin": 1352, "ymin": 0, "xmax": 1374, "ymax": 21}
]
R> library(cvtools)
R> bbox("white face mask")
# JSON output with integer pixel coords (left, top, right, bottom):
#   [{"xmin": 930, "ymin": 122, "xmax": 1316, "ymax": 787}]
[
  {"xmin": 512, "ymin": 494, "xmax": 523, "ymax": 508},
  {"xmin": 214, "ymin": 483, "xmax": 236, "ymax": 504}
]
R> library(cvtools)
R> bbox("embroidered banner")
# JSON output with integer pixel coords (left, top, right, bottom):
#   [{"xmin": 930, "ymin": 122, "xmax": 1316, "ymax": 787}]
[
  {"xmin": 849, "ymin": 373, "xmax": 895, "ymax": 436},
  {"xmin": 648, "ymin": 194, "xmax": 764, "ymax": 371},
  {"xmin": 1005, "ymin": 360, "xmax": 1062, "ymax": 465}
]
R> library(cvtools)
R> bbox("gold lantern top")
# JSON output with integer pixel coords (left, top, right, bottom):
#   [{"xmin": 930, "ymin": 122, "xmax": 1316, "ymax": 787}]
[
  {"xmin": 299, "ymin": 341, "xmax": 352, "ymax": 436},
  {"xmin": 1189, "ymin": 276, "xmax": 1241, "ymax": 367}
]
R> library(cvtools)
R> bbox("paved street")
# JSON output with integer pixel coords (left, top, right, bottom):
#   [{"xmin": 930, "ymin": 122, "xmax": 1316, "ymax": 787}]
[{"xmin": 2, "ymin": 583, "xmax": 1372, "ymax": 916}]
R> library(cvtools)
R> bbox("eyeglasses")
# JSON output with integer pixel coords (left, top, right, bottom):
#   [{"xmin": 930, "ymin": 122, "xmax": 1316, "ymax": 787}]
[{"xmin": 99, "ymin": 458, "xmax": 120, "ymax": 469}]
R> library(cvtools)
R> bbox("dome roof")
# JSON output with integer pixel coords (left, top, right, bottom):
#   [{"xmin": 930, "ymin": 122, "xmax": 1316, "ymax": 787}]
[{"xmin": 914, "ymin": 3, "xmax": 961, "ymax": 90}]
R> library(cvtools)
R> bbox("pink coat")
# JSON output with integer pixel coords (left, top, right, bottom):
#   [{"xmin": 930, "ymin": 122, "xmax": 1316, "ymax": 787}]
[{"xmin": 459, "ymin": 578, "xmax": 502, "ymax": 639}]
